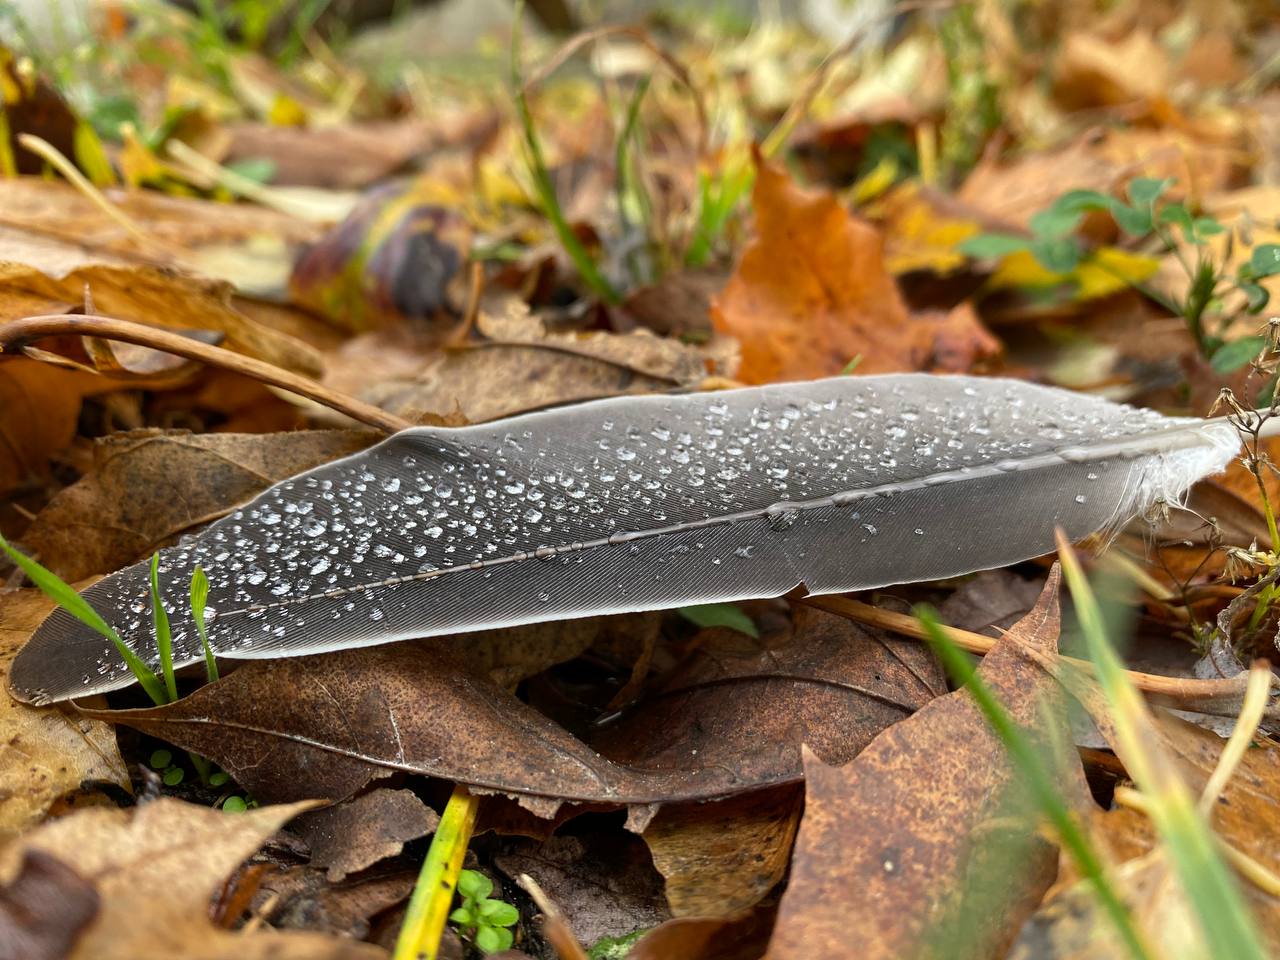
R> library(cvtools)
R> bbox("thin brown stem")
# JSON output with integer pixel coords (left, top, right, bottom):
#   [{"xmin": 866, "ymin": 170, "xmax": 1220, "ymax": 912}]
[
  {"xmin": 802, "ymin": 594, "xmax": 1279, "ymax": 715},
  {"xmin": 0, "ymin": 314, "xmax": 411, "ymax": 434}
]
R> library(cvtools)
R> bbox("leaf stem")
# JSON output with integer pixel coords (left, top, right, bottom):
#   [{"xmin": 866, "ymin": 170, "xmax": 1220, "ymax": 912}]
[{"xmin": 0, "ymin": 313, "xmax": 411, "ymax": 434}]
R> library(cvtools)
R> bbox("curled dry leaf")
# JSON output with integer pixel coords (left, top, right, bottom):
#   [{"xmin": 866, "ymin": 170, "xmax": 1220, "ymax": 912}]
[
  {"xmin": 711, "ymin": 154, "xmax": 996, "ymax": 381},
  {"xmin": 0, "ymin": 590, "xmax": 128, "ymax": 842},
  {"xmin": 626, "ymin": 905, "xmax": 777, "ymax": 960},
  {"xmin": 1026, "ymin": 705, "xmax": 1280, "ymax": 956},
  {"xmin": 81, "ymin": 605, "xmax": 941, "ymax": 813},
  {"xmin": 0, "ymin": 849, "xmax": 99, "ymax": 960},
  {"xmin": 294, "ymin": 788, "xmax": 439, "ymax": 883},
  {"xmin": 338, "ymin": 302, "xmax": 729, "ymax": 424},
  {"xmin": 290, "ymin": 178, "xmax": 472, "ymax": 334},
  {"xmin": 0, "ymin": 797, "xmax": 384, "ymax": 960},
  {"xmin": 765, "ymin": 571, "xmax": 1079, "ymax": 960},
  {"xmin": 496, "ymin": 833, "xmax": 670, "ymax": 947},
  {"xmin": 22, "ymin": 429, "xmax": 377, "ymax": 581},
  {"xmin": 0, "ymin": 177, "xmax": 323, "ymax": 374},
  {"xmin": 641, "ymin": 783, "xmax": 802, "ymax": 919}
]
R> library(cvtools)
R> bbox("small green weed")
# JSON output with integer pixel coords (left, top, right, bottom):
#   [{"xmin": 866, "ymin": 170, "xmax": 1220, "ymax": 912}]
[
  {"xmin": 960, "ymin": 177, "xmax": 1280, "ymax": 378},
  {"xmin": 449, "ymin": 869, "xmax": 519, "ymax": 955}
]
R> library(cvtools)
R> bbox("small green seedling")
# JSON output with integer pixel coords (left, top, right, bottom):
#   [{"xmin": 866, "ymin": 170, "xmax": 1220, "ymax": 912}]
[
  {"xmin": 959, "ymin": 177, "xmax": 1280, "ymax": 380},
  {"xmin": 148, "ymin": 748, "xmax": 184, "ymax": 787},
  {"xmin": 190, "ymin": 565, "xmax": 220, "ymax": 683},
  {"xmin": 0, "ymin": 532, "xmax": 167, "ymax": 704},
  {"xmin": 678, "ymin": 602, "xmax": 760, "ymax": 638},
  {"xmin": 449, "ymin": 869, "xmax": 519, "ymax": 955}
]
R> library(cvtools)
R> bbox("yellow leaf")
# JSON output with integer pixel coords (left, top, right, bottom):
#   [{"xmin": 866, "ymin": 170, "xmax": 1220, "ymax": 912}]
[{"xmin": 268, "ymin": 93, "xmax": 308, "ymax": 128}]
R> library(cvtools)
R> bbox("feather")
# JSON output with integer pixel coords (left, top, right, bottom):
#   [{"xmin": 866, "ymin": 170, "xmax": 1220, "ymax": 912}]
[{"xmin": 10, "ymin": 374, "xmax": 1242, "ymax": 704}]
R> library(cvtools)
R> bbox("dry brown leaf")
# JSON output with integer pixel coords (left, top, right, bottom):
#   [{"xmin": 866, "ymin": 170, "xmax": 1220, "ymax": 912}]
[
  {"xmin": 495, "ymin": 833, "xmax": 670, "ymax": 946},
  {"xmin": 0, "ymin": 357, "xmax": 127, "ymax": 498},
  {"xmin": 641, "ymin": 783, "xmax": 801, "ymax": 919},
  {"xmin": 0, "ymin": 177, "xmax": 323, "ymax": 374},
  {"xmin": 0, "ymin": 797, "xmax": 384, "ymax": 959},
  {"xmin": 84, "ymin": 604, "xmax": 940, "ymax": 813},
  {"xmin": 294, "ymin": 789, "xmax": 439, "ymax": 883},
  {"xmin": 1037, "ymin": 710, "xmax": 1280, "ymax": 955},
  {"xmin": 957, "ymin": 127, "xmax": 1243, "ymax": 231},
  {"xmin": 221, "ymin": 119, "xmax": 432, "ymax": 189},
  {"xmin": 22, "ymin": 429, "xmax": 377, "ymax": 581},
  {"xmin": 765, "ymin": 572, "xmax": 1076, "ymax": 960},
  {"xmin": 341, "ymin": 304, "xmax": 729, "ymax": 423},
  {"xmin": 1052, "ymin": 31, "xmax": 1171, "ymax": 111},
  {"xmin": 711, "ymin": 155, "xmax": 994, "ymax": 381},
  {"xmin": 0, "ymin": 590, "xmax": 129, "ymax": 842}
]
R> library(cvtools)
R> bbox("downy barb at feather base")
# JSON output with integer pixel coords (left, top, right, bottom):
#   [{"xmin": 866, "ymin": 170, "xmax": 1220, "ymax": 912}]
[{"xmin": 10, "ymin": 374, "xmax": 1247, "ymax": 704}]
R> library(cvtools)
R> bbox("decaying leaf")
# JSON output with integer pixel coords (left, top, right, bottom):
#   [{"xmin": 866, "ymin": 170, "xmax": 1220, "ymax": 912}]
[
  {"xmin": 0, "ymin": 591, "xmax": 128, "ymax": 842},
  {"xmin": 290, "ymin": 178, "xmax": 472, "ymax": 334},
  {"xmin": 0, "ymin": 797, "xmax": 384, "ymax": 959},
  {"xmin": 81, "ymin": 604, "xmax": 941, "ymax": 814},
  {"xmin": 338, "ymin": 302, "xmax": 729, "ymax": 424},
  {"xmin": 765, "ymin": 572, "xmax": 1077, "ymax": 960},
  {"xmin": 22, "ymin": 429, "xmax": 376, "ymax": 581},
  {"xmin": 497, "ymin": 833, "xmax": 671, "ymax": 948},
  {"xmin": 711, "ymin": 155, "xmax": 996, "ymax": 381},
  {"xmin": 294, "ymin": 788, "xmax": 439, "ymax": 883},
  {"xmin": 641, "ymin": 783, "xmax": 802, "ymax": 919},
  {"xmin": 1021, "ymin": 708, "xmax": 1280, "ymax": 956}
]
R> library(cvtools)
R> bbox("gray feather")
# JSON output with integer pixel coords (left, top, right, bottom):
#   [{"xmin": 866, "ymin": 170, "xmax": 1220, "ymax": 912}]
[{"xmin": 10, "ymin": 374, "xmax": 1240, "ymax": 704}]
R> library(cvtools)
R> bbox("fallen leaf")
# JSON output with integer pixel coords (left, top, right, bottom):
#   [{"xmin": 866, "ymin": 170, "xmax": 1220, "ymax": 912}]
[
  {"xmin": 290, "ymin": 178, "xmax": 472, "ymax": 333},
  {"xmin": 294, "ymin": 789, "xmax": 439, "ymax": 883},
  {"xmin": 591, "ymin": 605, "xmax": 944, "ymax": 795},
  {"xmin": 0, "ymin": 849, "xmax": 99, "ymax": 960},
  {"xmin": 1052, "ymin": 31, "xmax": 1171, "ymax": 112},
  {"xmin": 22, "ymin": 429, "xmax": 377, "ymax": 581},
  {"xmin": 250, "ymin": 863, "xmax": 418, "ymax": 941},
  {"xmin": 641, "ymin": 783, "xmax": 801, "ymax": 918},
  {"xmin": 0, "ymin": 797, "xmax": 384, "ymax": 959},
  {"xmin": 626, "ymin": 906, "xmax": 776, "ymax": 960},
  {"xmin": 83, "ymin": 604, "xmax": 941, "ymax": 813},
  {"xmin": 0, "ymin": 177, "xmax": 323, "ymax": 374},
  {"xmin": 765, "ymin": 572, "xmax": 1076, "ymax": 960},
  {"xmin": 1034, "ymin": 708, "xmax": 1280, "ymax": 955},
  {"xmin": 711, "ymin": 155, "xmax": 995, "ymax": 381},
  {"xmin": 339, "ymin": 303, "xmax": 729, "ymax": 423},
  {"xmin": 495, "ymin": 833, "xmax": 670, "ymax": 947},
  {"xmin": 0, "ymin": 590, "xmax": 128, "ymax": 842},
  {"xmin": 221, "ymin": 119, "xmax": 432, "ymax": 190},
  {"xmin": 0, "ymin": 356, "xmax": 129, "ymax": 498}
]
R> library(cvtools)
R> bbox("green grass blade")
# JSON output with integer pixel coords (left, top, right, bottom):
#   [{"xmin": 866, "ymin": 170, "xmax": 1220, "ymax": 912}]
[
  {"xmin": 511, "ymin": 6, "xmax": 621, "ymax": 305},
  {"xmin": 915, "ymin": 605, "xmax": 1153, "ymax": 960},
  {"xmin": 189, "ymin": 565, "xmax": 219, "ymax": 683},
  {"xmin": 1056, "ymin": 534, "xmax": 1268, "ymax": 960},
  {"xmin": 149, "ymin": 553, "xmax": 178, "ymax": 702},
  {"xmin": 0, "ymin": 531, "xmax": 166, "ymax": 704}
]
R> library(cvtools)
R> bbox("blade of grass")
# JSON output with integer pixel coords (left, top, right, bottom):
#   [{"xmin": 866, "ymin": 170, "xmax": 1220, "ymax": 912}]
[
  {"xmin": 1199, "ymin": 661, "xmax": 1272, "ymax": 815},
  {"xmin": 0, "ymin": 531, "xmax": 166, "ymax": 705},
  {"xmin": 394, "ymin": 784, "xmax": 481, "ymax": 960},
  {"xmin": 1056, "ymin": 530, "xmax": 1268, "ymax": 960},
  {"xmin": 149, "ymin": 553, "xmax": 178, "ymax": 702},
  {"xmin": 511, "ymin": 4, "xmax": 621, "ymax": 305},
  {"xmin": 915, "ymin": 604, "xmax": 1154, "ymax": 960},
  {"xmin": 189, "ymin": 565, "xmax": 220, "ymax": 684}
]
